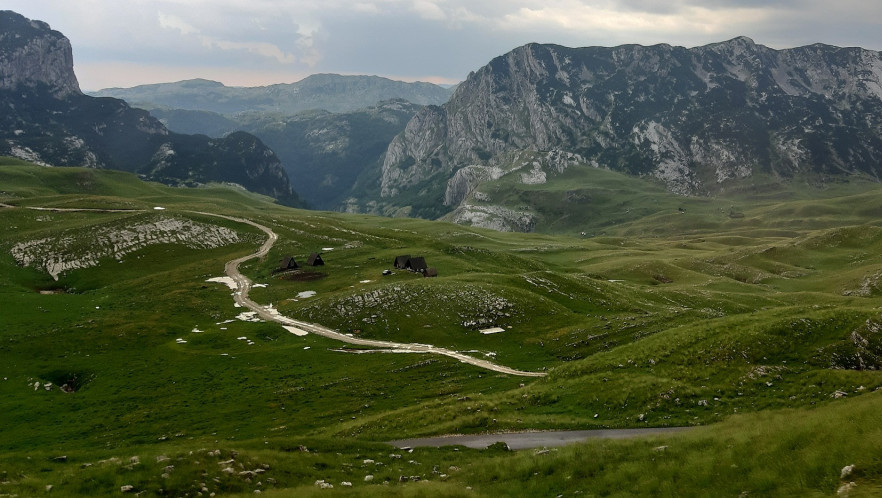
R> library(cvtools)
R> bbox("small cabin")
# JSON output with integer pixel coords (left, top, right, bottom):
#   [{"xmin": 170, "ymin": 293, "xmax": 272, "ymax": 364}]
[
  {"xmin": 274, "ymin": 255, "xmax": 299, "ymax": 273},
  {"xmin": 306, "ymin": 252, "xmax": 325, "ymax": 266},
  {"xmin": 424, "ymin": 268, "xmax": 438, "ymax": 278},
  {"xmin": 393, "ymin": 255, "xmax": 411, "ymax": 269},
  {"xmin": 407, "ymin": 256, "xmax": 428, "ymax": 273}
]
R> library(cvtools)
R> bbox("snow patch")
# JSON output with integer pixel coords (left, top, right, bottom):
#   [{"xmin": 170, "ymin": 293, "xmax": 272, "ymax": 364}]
[
  {"xmin": 207, "ymin": 277, "xmax": 237, "ymax": 291},
  {"xmin": 479, "ymin": 327, "xmax": 506, "ymax": 335},
  {"xmin": 283, "ymin": 326, "xmax": 309, "ymax": 337},
  {"xmin": 235, "ymin": 312, "xmax": 261, "ymax": 322},
  {"xmin": 297, "ymin": 291, "xmax": 317, "ymax": 299}
]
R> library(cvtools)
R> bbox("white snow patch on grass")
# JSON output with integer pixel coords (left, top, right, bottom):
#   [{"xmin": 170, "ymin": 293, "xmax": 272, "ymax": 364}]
[
  {"xmin": 235, "ymin": 312, "xmax": 261, "ymax": 322},
  {"xmin": 480, "ymin": 327, "xmax": 506, "ymax": 334},
  {"xmin": 297, "ymin": 291, "xmax": 317, "ymax": 299},
  {"xmin": 283, "ymin": 326, "xmax": 309, "ymax": 337},
  {"xmin": 207, "ymin": 277, "xmax": 237, "ymax": 290}
]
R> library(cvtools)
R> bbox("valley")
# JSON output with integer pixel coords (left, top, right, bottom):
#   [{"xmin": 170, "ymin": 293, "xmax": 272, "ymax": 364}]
[
  {"xmin": 3, "ymin": 161, "xmax": 882, "ymax": 495},
  {"xmin": 4, "ymin": 9, "xmax": 882, "ymax": 495}
]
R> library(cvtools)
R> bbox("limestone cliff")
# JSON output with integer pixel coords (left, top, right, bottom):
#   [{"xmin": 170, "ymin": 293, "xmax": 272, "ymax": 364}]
[
  {"xmin": 0, "ymin": 10, "xmax": 299, "ymax": 203},
  {"xmin": 381, "ymin": 38, "xmax": 882, "ymax": 218}
]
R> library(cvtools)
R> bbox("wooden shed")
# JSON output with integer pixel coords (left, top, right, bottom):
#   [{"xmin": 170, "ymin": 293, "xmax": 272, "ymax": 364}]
[
  {"xmin": 424, "ymin": 268, "xmax": 438, "ymax": 278},
  {"xmin": 274, "ymin": 255, "xmax": 299, "ymax": 273},
  {"xmin": 306, "ymin": 252, "xmax": 325, "ymax": 266},
  {"xmin": 407, "ymin": 256, "xmax": 428, "ymax": 273}
]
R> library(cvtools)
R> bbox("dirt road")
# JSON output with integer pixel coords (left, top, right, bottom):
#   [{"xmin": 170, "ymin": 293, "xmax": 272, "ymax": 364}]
[{"xmin": 203, "ymin": 212, "xmax": 547, "ymax": 378}]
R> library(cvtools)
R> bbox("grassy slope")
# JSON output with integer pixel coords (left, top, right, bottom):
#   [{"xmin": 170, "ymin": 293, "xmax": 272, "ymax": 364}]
[{"xmin": 3, "ymin": 159, "xmax": 882, "ymax": 495}]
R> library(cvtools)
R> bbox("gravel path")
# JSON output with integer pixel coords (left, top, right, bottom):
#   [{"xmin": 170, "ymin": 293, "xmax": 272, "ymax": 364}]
[
  {"xmin": 388, "ymin": 427, "xmax": 691, "ymax": 450},
  {"xmin": 203, "ymin": 212, "xmax": 548, "ymax": 378}
]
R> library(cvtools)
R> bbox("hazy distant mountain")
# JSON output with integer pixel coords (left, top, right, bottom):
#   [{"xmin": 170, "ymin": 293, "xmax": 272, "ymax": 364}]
[
  {"xmin": 0, "ymin": 10, "xmax": 300, "ymax": 204},
  {"xmin": 373, "ymin": 38, "xmax": 882, "ymax": 224},
  {"xmin": 90, "ymin": 75, "xmax": 455, "ymax": 115},
  {"xmin": 133, "ymin": 100, "xmax": 421, "ymax": 210},
  {"xmin": 236, "ymin": 99, "xmax": 423, "ymax": 210}
]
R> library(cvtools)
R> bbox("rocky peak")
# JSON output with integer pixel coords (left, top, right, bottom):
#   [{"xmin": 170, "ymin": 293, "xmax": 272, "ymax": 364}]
[
  {"xmin": 379, "ymin": 38, "xmax": 882, "ymax": 219},
  {"xmin": 0, "ymin": 10, "xmax": 80, "ymax": 98}
]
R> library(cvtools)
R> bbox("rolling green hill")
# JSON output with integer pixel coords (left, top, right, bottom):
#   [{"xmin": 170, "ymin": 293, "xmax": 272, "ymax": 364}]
[{"xmin": 2, "ymin": 158, "xmax": 882, "ymax": 496}]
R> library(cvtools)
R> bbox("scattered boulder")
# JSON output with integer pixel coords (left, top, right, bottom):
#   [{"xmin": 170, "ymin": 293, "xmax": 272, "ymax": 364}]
[
  {"xmin": 314, "ymin": 479, "xmax": 333, "ymax": 489},
  {"xmin": 487, "ymin": 441, "xmax": 510, "ymax": 451},
  {"xmin": 838, "ymin": 482, "xmax": 857, "ymax": 496},
  {"xmin": 120, "ymin": 485, "xmax": 134, "ymax": 493},
  {"xmin": 841, "ymin": 464, "xmax": 855, "ymax": 478},
  {"xmin": 364, "ymin": 475, "xmax": 374, "ymax": 482}
]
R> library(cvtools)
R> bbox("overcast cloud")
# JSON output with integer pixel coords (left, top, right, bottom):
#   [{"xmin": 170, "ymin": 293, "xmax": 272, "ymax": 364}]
[{"xmin": 5, "ymin": 1, "xmax": 881, "ymax": 90}]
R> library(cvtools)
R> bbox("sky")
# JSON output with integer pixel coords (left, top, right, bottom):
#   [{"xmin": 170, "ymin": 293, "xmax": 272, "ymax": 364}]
[{"xmin": 5, "ymin": 1, "xmax": 882, "ymax": 91}]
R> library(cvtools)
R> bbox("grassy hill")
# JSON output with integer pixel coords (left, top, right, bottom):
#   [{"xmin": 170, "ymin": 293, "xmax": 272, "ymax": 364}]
[{"xmin": 2, "ymin": 158, "xmax": 882, "ymax": 496}]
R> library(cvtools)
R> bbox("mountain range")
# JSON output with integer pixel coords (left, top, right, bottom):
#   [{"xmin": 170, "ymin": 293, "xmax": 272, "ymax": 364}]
[
  {"xmin": 89, "ymin": 75, "xmax": 454, "ymax": 115},
  {"xmin": 7, "ymin": 7, "xmax": 882, "ymax": 232},
  {"xmin": 376, "ymin": 38, "xmax": 882, "ymax": 226},
  {"xmin": 94, "ymin": 36, "xmax": 882, "ymax": 231},
  {"xmin": 0, "ymin": 10, "xmax": 301, "ymax": 205}
]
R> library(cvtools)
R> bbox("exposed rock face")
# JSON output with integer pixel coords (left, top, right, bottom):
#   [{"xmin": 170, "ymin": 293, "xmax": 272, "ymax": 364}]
[
  {"xmin": 11, "ymin": 214, "xmax": 242, "ymax": 280},
  {"xmin": 0, "ymin": 10, "xmax": 80, "ymax": 98},
  {"xmin": 234, "ymin": 99, "xmax": 424, "ymax": 209},
  {"xmin": 0, "ymin": 10, "xmax": 298, "ymax": 203},
  {"xmin": 382, "ymin": 37, "xmax": 882, "ymax": 211}
]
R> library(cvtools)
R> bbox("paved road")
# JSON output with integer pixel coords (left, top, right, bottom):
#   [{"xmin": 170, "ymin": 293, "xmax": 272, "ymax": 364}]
[
  {"xmin": 388, "ymin": 427, "xmax": 690, "ymax": 450},
  {"xmin": 202, "ymin": 212, "xmax": 547, "ymax": 378}
]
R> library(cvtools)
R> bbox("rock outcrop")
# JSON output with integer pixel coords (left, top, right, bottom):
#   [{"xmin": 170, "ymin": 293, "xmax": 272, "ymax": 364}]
[
  {"xmin": 381, "ymin": 38, "xmax": 882, "ymax": 215},
  {"xmin": 0, "ymin": 10, "xmax": 80, "ymax": 98},
  {"xmin": 0, "ymin": 10, "xmax": 299, "ymax": 203}
]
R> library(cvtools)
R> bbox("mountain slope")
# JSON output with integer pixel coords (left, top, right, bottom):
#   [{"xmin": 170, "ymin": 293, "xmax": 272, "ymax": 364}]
[
  {"xmin": 0, "ymin": 10, "xmax": 300, "ymax": 204},
  {"xmin": 378, "ymin": 38, "xmax": 882, "ymax": 223},
  {"xmin": 4, "ymin": 162, "xmax": 882, "ymax": 495},
  {"xmin": 145, "ymin": 100, "xmax": 424, "ymax": 210}
]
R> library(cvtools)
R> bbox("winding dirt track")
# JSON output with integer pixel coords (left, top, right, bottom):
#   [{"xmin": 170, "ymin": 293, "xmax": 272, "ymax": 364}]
[{"xmin": 202, "ymin": 212, "xmax": 548, "ymax": 378}]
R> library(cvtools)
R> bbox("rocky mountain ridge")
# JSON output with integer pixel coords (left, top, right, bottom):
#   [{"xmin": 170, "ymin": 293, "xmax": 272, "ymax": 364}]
[
  {"xmin": 378, "ymin": 38, "xmax": 882, "ymax": 224},
  {"xmin": 89, "ymin": 74, "xmax": 454, "ymax": 115},
  {"xmin": 137, "ymin": 99, "xmax": 423, "ymax": 210},
  {"xmin": 0, "ymin": 10, "xmax": 299, "ymax": 204},
  {"xmin": 0, "ymin": 10, "xmax": 79, "ymax": 98}
]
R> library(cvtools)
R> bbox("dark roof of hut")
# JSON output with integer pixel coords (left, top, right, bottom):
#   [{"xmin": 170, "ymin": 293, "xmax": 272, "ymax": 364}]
[
  {"xmin": 407, "ymin": 256, "xmax": 428, "ymax": 272},
  {"xmin": 306, "ymin": 252, "xmax": 325, "ymax": 266}
]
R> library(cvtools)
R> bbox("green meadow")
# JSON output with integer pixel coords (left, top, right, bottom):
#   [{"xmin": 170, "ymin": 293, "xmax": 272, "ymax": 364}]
[{"xmin": 2, "ymin": 158, "xmax": 882, "ymax": 496}]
